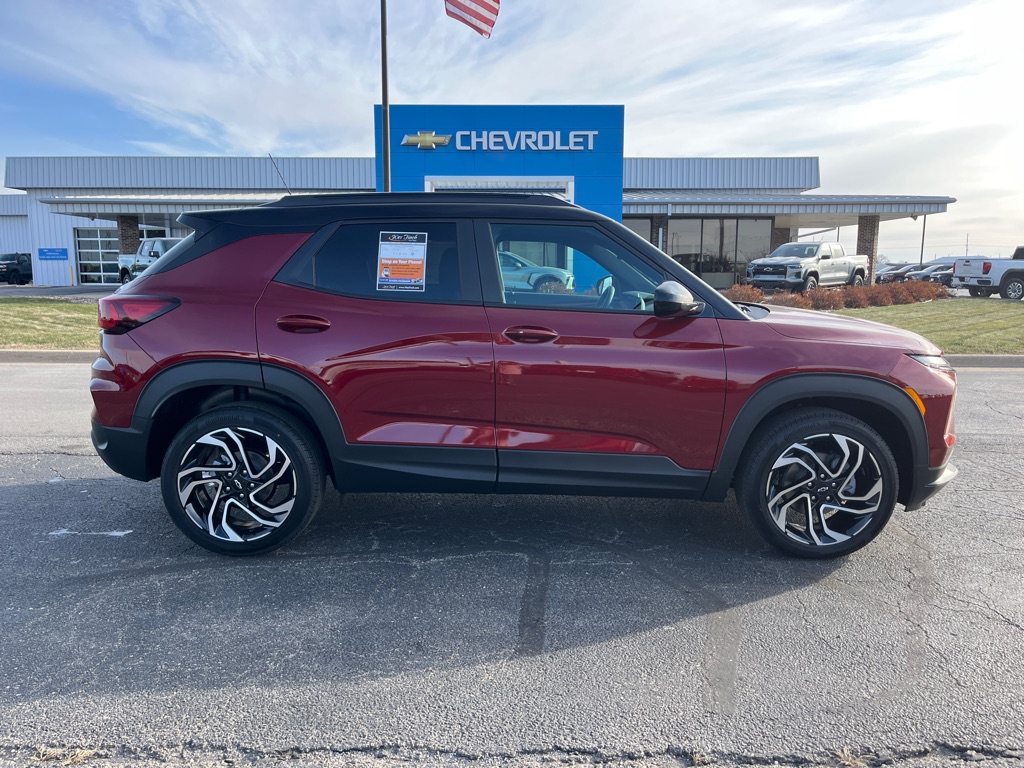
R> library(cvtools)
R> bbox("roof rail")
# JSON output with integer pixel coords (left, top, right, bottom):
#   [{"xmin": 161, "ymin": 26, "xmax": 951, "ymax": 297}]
[{"xmin": 260, "ymin": 192, "xmax": 575, "ymax": 208}]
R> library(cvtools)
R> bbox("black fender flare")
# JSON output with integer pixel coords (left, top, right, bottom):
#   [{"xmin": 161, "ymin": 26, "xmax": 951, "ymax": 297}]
[
  {"xmin": 132, "ymin": 360, "xmax": 347, "ymax": 478},
  {"xmin": 702, "ymin": 373, "xmax": 928, "ymax": 501}
]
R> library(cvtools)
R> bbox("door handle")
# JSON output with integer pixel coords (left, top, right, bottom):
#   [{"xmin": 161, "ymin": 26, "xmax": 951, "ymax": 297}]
[
  {"xmin": 276, "ymin": 314, "xmax": 331, "ymax": 333},
  {"xmin": 503, "ymin": 325, "xmax": 559, "ymax": 343}
]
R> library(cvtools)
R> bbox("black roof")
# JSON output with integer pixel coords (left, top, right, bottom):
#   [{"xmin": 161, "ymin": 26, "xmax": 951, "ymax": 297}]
[{"xmin": 179, "ymin": 192, "xmax": 593, "ymax": 235}]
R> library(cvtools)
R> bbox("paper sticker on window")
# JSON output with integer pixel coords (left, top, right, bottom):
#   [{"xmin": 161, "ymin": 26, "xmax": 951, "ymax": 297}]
[{"xmin": 377, "ymin": 232, "xmax": 428, "ymax": 291}]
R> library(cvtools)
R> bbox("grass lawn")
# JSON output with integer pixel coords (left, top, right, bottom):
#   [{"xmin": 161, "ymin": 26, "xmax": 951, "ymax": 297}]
[
  {"xmin": 836, "ymin": 298, "xmax": 1024, "ymax": 354},
  {"xmin": 0, "ymin": 298, "xmax": 99, "ymax": 350}
]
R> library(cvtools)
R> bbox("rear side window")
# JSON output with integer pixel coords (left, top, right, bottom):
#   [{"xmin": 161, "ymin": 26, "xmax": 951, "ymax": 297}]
[{"xmin": 313, "ymin": 221, "xmax": 472, "ymax": 304}]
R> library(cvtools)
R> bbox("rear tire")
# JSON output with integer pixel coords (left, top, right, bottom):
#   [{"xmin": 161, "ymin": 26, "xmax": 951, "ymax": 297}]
[
  {"xmin": 120, "ymin": 270, "xmax": 132, "ymax": 285},
  {"xmin": 160, "ymin": 404, "xmax": 326, "ymax": 556},
  {"xmin": 1000, "ymin": 277, "xmax": 1024, "ymax": 301},
  {"xmin": 850, "ymin": 274, "xmax": 864, "ymax": 287},
  {"xmin": 736, "ymin": 408, "xmax": 899, "ymax": 559}
]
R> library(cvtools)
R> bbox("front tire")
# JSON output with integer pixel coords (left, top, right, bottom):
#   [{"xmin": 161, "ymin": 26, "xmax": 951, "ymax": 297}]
[
  {"xmin": 736, "ymin": 409, "xmax": 899, "ymax": 559},
  {"xmin": 160, "ymin": 404, "xmax": 326, "ymax": 555},
  {"xmin": 801, "ymin": 275, "xmax": 818, "ymax": 292},
  {"xmin": 1000, "ymin": 277, "xmax": 1024, "ymax": 301}
]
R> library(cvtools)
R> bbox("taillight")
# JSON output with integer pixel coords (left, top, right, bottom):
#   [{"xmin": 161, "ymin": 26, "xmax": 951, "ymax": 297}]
[
  {"xmin": 983, "ymin": 262, "xmax": 992, "ymax": 275},
  {"xmin": 98, "ymin": 296, "xmax": 180, "ymax": 334}
]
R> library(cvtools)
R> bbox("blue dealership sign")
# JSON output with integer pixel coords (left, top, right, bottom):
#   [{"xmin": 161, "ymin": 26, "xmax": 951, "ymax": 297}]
[
  {"xmin": 375, "ymin": 105, "xmax": 625, "ymax": 221},
  {"xmin": 38, "ymin": 248, "xmax": 68, "ymax": 260}
]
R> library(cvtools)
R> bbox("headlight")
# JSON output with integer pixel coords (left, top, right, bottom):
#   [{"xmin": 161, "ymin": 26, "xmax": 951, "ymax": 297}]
[{"xmin": 908, "ymin": 354, "xmax": 953, "ymax": 370}]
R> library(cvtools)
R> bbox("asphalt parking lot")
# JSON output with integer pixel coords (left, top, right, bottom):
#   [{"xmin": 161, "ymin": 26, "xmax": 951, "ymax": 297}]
[{"xmin": 1, "ymin": 361, "xmax": 1023, "ymax": 768}]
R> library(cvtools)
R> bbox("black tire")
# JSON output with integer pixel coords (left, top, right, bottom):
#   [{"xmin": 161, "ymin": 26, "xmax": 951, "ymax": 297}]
[
  {"xmin": 967, "ymin": 287, "xmax": 991, "ymax": 298},
  {"xmin": 532, "ymin": 276, "xmax": 560, "ymax": 293},
  {"xmin": 120, "ymin": 270, "xmax": 132, "ymax": 285},
  {"xmin": 850, "ymin": 274, "xmax": 864, "ymax": 287},
  {"xmin": 160, "ymin": 404, "xmax": 326, "ymax": 556},
  {"xmin": 8, "ymin": 271, "xmax": 19, "ymax": 286},
  {"xmin": 1000, "ymin": 276, "xmax": 1024, "ymax": 301},
  {"xmin": 802, "ymin": 275, "xmax": 818, "ymax": 292},
  {"xmin": 735, "ymin": 408, "xmax": 899, "ymax": 559}
]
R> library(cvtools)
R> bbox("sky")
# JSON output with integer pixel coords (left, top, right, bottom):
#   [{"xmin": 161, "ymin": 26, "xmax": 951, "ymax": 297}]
[{"xmin": 0, "ymin": 0, "xmax": 1020, "ymax": 259}]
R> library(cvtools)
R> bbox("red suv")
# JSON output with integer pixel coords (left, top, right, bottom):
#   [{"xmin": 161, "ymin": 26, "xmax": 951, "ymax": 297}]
[{"xmin": 90, "ymin": 193, "xmax": 957, "ymax": 558}]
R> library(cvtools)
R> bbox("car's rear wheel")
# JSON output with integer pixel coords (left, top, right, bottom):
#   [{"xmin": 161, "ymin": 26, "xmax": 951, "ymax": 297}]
[
  {"xmin": 160, "ymin": 404, "xmax": 326, "ymax": 555},
  {"xmin": 736, "ymin": 409, "xmax": 898, "ymax": 558},
  {"xmin": 120, "ymin": 270, "xmax": 132, "ymax": 285},
  {"xmin": 850, "ymin": 274, "xmax": 864, "ymax": 287},
  {"xmin": 1000, "ymin": 277, "xmax": 1024, "ymax": 301}
]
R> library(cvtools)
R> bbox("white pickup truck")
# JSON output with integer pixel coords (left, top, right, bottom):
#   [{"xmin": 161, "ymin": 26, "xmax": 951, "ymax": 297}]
[
  {"xmin": 117, "ymin": 237, "xmax": 182, "ymax": 285},
  {"xmin": 953, "ymin": 246, "xmax": 1024, "ymax": 299},
  {"xmin": 746, "ymin": 241, "xmax": 869, "ymax": 292}
]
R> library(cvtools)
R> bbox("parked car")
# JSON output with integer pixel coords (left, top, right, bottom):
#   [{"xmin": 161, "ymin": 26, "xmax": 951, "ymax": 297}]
[
  {"xmin": 876, "ymin": 264, "xmax": 919, "ymax": 284},
  {"xmin": 91, "ymin": 193, "xmax": 957, "ymax": 560},
  {"xmin": 747, "ymin": 241, "xmax": 868, "ymax": 292},
  {"xmin": 953, "ymin": 246, "xmax": 1024, "ymax": 300},
  {"xmin": 903, "ymin": 264, "xmax": 949, "ymax": 281},
  {"xmin": 0, "ymin": 252, "xmax": 32, "ymax": 285},
  {"xmin": 118, "ymin": 237, "xmax": 182, "ymax": 284},
  {"xmin": 499, "ymin": 250, "xmax": 575, "ymax": 292}
]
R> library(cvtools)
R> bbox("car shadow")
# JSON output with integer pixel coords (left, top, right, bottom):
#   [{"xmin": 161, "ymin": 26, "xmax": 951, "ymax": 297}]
[{"xmin": 0, "ymin": 476, "xmax": 844, "ymax": 704}]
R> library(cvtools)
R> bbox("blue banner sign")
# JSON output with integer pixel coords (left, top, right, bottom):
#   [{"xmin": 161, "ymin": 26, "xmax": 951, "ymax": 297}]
[{"xmin": 38, "ymin": 248, "xmax": 69, "ymax": 261}]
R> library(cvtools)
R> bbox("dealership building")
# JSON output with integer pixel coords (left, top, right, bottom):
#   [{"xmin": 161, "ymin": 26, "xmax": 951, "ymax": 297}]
[{"xmin": 1, "ymin": 105, "xmax": 955, "ymax": 287}]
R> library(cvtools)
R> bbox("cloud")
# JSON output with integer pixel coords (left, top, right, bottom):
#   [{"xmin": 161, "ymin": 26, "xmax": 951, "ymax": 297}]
[{"xmin": 0, "ymin": 0, "xmax": 1020, "ymax": 254}]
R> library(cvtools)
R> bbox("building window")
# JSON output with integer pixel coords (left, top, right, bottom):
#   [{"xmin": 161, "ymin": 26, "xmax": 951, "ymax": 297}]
[
  {"xmin": 75, "ymin": 227, "xmax": 167, "ymax": 284},
  {"xmin": 664, "ymin": 217, "xmax": 772, "ymax": 288},
  {"xmin": 621, "ymin": 217, "xmax": 652, "ymax": 243}
]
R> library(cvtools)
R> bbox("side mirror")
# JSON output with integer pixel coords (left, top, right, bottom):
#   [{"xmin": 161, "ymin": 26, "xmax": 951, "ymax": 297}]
[
  {"xmin": 148, "ymin": 251, "xmax": 160, "ymax": 259},
  {"xmin": 654, "ymin": 281, "xmax": 705, "ymax": 318}
]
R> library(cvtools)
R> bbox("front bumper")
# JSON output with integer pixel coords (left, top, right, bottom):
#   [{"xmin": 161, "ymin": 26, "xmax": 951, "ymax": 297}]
[{"xmin": 903, "ymin": 461, "xmax": 958, "ymax": 511}]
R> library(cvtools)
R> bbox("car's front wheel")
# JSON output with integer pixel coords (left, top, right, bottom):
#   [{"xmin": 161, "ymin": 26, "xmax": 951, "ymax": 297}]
[
  {"xmin": 736, "ymin": 409, "xmax": 899, "ymax": 558},
  {"xmin": 801, "ymin": 275, "xmax": 818, "ymax": 292},
  {"xmin": 160, "ymin": 404, "xmax": 326, "ymax": 555}
]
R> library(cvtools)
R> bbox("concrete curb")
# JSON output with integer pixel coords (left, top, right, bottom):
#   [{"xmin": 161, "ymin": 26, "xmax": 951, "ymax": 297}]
[{"xmin": 2, "ymin": 350, "xmax": 1023, "ymax": 368}]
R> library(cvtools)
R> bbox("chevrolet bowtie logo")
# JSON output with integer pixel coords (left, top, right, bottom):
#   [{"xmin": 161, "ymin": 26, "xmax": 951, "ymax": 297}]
[{"xmin": 401, "ymin": 131, "xmax": 451, "ymax": 150}]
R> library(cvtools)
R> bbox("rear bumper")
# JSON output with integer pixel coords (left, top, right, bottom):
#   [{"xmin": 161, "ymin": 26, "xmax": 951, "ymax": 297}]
[
  {"xmin": 903, "ymin": 461, "xmax": 958, "ymax": 511},
  {"xmin": 91, "ymin": 418, "xmax": 155, "ymax": 482}
]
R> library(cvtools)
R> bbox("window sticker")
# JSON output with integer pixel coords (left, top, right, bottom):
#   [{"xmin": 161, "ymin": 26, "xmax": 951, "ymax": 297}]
[{"xmin": 377, "ymin": 232, "xmax": 428, "ymax": 291}]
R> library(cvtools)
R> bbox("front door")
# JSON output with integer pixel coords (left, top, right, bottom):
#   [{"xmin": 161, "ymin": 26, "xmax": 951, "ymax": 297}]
[{"xmin": 477, "ymin": 220, "xmax": 728, "ymax": 495}]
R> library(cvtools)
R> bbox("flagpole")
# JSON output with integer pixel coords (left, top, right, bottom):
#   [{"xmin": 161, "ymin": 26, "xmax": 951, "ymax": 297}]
[{"xmin": 380, "ymin": 0, "xmax": 391, "ymax": 192}]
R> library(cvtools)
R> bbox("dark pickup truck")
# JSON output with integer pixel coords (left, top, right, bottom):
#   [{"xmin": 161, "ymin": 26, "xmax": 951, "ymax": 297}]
[{"xmin": 0, "ymin": 253, "xmax": 32, "ymax": 285}]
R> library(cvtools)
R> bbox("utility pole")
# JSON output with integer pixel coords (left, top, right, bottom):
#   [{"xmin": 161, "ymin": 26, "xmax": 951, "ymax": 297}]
[{"xmin": 380, "ymin": 0, "xmax": 391, "ymax": 192}]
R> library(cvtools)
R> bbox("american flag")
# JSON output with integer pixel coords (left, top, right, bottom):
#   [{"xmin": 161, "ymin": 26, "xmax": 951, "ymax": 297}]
[{"xmin": 445, "ymin": 0, "xmax": 500, "ymax": 38}]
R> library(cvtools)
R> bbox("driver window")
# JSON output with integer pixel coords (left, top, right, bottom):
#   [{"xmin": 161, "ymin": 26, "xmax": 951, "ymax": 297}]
[{"xmin": 488, "ymin": 223, "xmax": 662, "ymax": 313}]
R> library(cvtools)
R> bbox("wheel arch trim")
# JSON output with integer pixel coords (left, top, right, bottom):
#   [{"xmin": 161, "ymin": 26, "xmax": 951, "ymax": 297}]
[
  {"xmin": 703, "ymin": 372, "xmax": 928, "ymax": 501},
  {"xmin": 133, "ymin": 359, "xmax": 348, "ymax": 478}
]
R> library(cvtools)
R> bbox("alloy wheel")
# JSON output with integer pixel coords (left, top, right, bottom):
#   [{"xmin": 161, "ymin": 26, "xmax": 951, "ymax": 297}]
[
  {"xmin": 764, "ymin": 432, "xmax": 884, "ymax": 548},
  {"xmin": 175, "ymin": 426, "xmax": 297, "ymax": 543}
]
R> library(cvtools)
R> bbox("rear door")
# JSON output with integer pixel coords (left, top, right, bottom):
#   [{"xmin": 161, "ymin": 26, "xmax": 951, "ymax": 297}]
[
  {"xmin": 256, "ymin": 218, "xmax": 497, "ymax": 492},
  {"xmin": 476, "ymin": 219, "xmax": 727, "ymax": 495}
]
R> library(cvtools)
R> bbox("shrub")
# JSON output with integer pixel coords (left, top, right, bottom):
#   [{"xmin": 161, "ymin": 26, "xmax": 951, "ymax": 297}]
[
  {"xmin": 723, "ymin": 284, "xmax": 765, "ymax": 303},
  {"xmin": 903, "ymin": 280, "xmax": 948, "ymax": 302},
  {"xmin": 768, "ymin": 291, "xmax": 812, "ymax": 309},
  {"xmin": 889, "ymin": 284, "xmax": 914, "ymax": 305},
  {"xmin": 865, "ymin": 285, "xmax": 893, "ymax": 307},
  {"xmin": 843, "ymin": 286, "xmax": 870, "ymax": 308},
  {"xmin": 807, "ymin": 288, "xmax": 846, "ymax": 311}
]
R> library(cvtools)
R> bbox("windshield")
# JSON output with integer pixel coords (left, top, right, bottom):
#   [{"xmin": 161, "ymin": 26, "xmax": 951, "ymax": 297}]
[{"xmin": 769, "ymin": 243, "xmax": 819, "ymax": 259}]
